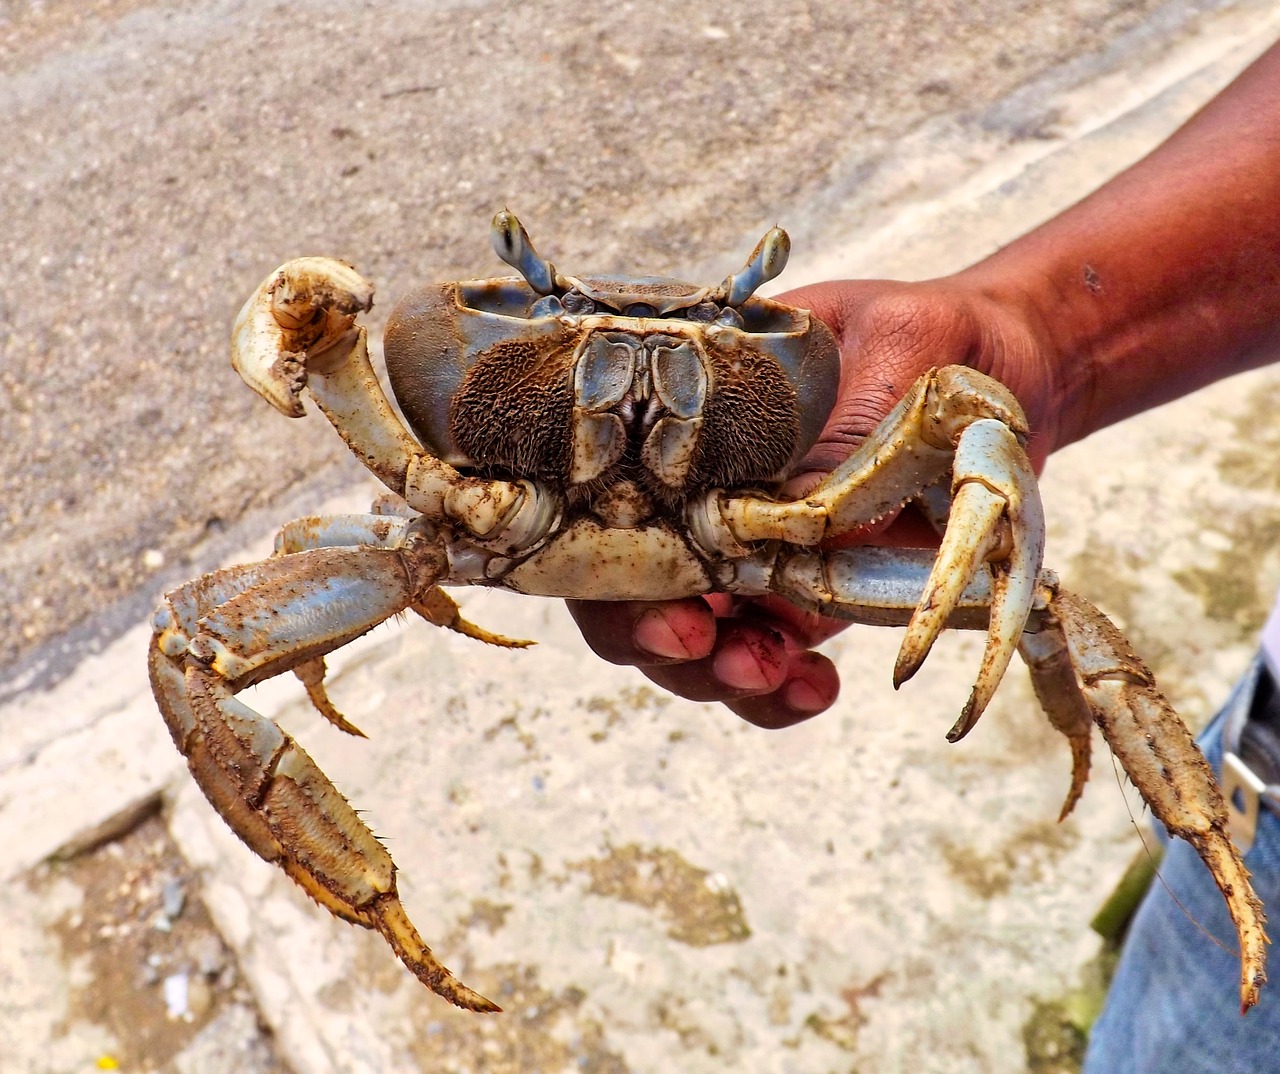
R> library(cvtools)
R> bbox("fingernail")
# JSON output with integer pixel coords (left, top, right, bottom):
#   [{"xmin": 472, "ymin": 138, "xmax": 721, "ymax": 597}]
[
  {"xmin": 784, "ymin": 677, "xmax": 829, "ymax": 715},
  {"xmin": 713, "ymin": 638, "xmax": 774, "ymax": 692},
  {"xmin": 634, "ymin": 609, "xmax": 693, "ymax": 660}
]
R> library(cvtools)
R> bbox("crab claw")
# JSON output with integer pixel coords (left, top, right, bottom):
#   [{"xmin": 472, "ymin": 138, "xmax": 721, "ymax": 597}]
[
  {"xmin": 894, "ymin": 417, "xmax": 1045, "ymax": 740},
  {"xmin": 231, "ymin": 257, "xmax": 375, "ymax": 417}
]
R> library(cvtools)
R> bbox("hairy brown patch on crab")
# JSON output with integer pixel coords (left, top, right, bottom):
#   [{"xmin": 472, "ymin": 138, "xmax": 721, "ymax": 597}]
[
  {"xmin": 692, "ymin": 338, "xmax": 799, "ymax": 489},
  {"xmin": 450, "ymin": 336, "xmax": 577, "ymax": 479}
]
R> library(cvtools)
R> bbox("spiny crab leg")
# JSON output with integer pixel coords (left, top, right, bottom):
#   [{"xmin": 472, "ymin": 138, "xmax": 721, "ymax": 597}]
[
  {"xmin": 268, "ymin": 512, "xmax": 532, "ymax": 729},
  {"xmin": 149, "ymin": 527, "xmax": 501, "ymax": 1013},
  {"xmin": 1017, "ymin": 627, "xmax": 1094, "ymax": 821},
  {"xmin": 274, "ymin": 512, "xmax": 536, "ymax": 650},
  {"xmin": 769, "ymin": 545, "xmax": 1267, "ymax": 1012},
  {"xmin": 1047, "ymin": 588, "xmax": 1267, "ymax": 1012}
]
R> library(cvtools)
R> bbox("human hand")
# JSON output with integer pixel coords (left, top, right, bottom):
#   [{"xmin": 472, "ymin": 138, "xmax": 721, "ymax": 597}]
[{"xmin": 567, "ymin": 275, "xmax": 1063, "ymax": 729}]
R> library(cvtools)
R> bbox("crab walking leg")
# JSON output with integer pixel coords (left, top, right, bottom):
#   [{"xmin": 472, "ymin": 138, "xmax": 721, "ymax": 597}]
[
  {"xmin": 149, "ymin": 556, "xmax": 404, "ymax": 923},
  {"xmin": 770, "ymin": 545, "xmax": 1093, "ymax": 812},
  {"xmin": 1017, "ymin": 627, "xmax": 1095, "ymax": 821},
  {"xmin": 896, "ymin": 417, "xmax": 1046, "ymax": 742},
  {"xmin": 273, "ymin": 512, "xmax": 415, "ymax": 555},
  {"xmin": 768, "ymin": 544, "xmax": 1014, "ymax": 631},
  {"xmin": 770, "ymin": 542, "xmax": 1084, "ymax": 814},
  {"xmin": 707, "ymin": 369, "xmax": 1043, "ymax": 739},
  {"xmin": 274, "ymin": 512, "xmax": 534, "ymax": 649},
  {"xmin": 149, "ymin": 540, "xmax": 502, "ymax": 1013},
  {"xmin": 1046, "ymin": 588, "xmax": 1268, "ymax": 1013},
  {"xmin": 769, "ymin": 545, "xmax": 1267, "ymax": 1010},
  {"xmin": 232, "ymin": 260, "xmax": 552, "ymax": 551},
  {"xmin": 268, "ymin": 513, "xmax": 417, "ymax": 734}
]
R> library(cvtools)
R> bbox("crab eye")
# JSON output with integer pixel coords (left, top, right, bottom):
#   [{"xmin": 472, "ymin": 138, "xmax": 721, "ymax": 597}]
[
  {"xmin": 714, "ymin": 306, "xmax": 745, "ymax": 329},
  {"xmin": 624, "ymin": 303, "xmax": 657, "ymax": 318},
  {"xmin": 686, "ymin": 301, "xmax": 719, "ymax": 322},
  {"xmin": 529, "ymin": 294, "xmax": 565, "ymax": 318},
  {"xmin": 562, "ymin": 291, "xmax": 596, "ymax": 315}
]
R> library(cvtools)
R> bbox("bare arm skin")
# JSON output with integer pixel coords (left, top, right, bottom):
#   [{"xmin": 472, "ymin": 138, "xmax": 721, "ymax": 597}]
[{"xmin": 569, "ymin": 41, "xmax": 1280, "ymax": 728}]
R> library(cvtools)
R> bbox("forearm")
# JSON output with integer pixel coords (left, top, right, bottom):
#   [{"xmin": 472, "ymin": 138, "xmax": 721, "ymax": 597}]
[{"xmin": 956, "ymin": 41, "xmax": 1280, "ymax": 451}]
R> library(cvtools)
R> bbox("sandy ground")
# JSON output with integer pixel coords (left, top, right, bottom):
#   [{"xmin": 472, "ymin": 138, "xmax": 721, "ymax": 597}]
[
  {"xmin": 4, "ymin": 1, "xmax": 1280, "ymax": 1072},
  {"xmin": 3, "ymin": 0, "xmax": 1269, "ymax": 695}
]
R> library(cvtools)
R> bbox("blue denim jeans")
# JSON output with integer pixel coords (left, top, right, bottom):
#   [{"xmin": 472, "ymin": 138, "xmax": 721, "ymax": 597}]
[{"xmin": 1085, "ymin": 659, "xmax": 1280, "ymax": 1072}]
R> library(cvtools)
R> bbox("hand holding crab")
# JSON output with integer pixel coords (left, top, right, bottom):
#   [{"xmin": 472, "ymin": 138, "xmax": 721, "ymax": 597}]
[
  {"xmin": 150, "ymin": 214, "xmax": 1266, "ymax": 1015},
  {"xmin": 569, "ymin": 275, "xmax": 1065, "ymax": 729}
]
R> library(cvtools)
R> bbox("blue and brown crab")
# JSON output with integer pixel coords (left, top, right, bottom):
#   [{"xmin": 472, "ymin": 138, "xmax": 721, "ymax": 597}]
[{"xmin": 149, "ymin": 213, "xmax": 1266, "ymax": 1013}]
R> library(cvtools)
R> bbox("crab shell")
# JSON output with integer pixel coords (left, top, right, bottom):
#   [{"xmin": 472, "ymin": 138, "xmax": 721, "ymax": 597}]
[{"xmin": 381, "ymin": 271, "xmax": 841, "ymax": 498}]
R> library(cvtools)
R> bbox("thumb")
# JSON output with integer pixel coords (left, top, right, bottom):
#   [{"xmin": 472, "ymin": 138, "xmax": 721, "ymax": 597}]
[{"xmin": 777, "ymin": 279, "xmax": 966, "ymax": 474}]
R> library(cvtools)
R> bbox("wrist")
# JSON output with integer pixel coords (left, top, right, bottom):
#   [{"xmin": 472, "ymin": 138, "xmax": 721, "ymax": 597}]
[
  {"xmin": 939, "ymin": 262, "xmax": 1082, "ymax": 461},
  {"xmin": 946, "ymin": 42, "xmax": 1280, "ymax": 453}
]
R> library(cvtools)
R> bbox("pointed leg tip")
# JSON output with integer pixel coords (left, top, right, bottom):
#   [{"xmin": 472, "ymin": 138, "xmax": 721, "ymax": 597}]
[
  {"xmin": 945, "ymin": 696, "xmax": 984, "ymax": 743},
  {"xmin": 371, "ymin": 891, "xmax": 502, "ymax": 1014},
  {"xmin": 1241, "ymin": 958, "xmax": 1268, "ymax": 1013},
  {"xmin": 465, "ymin": 993, "xmax": 504, "ymax": 1015},
  {"xmin": 426, "ymin": 972, "xmax": 504, "ymax": 1014},
  {"xmin": 893, "ymin": 643, "xmax": 926, "ymax": 689},
  {"xmin": 1054, "ymin": 746, "xmax": 1090, "ymax": 822}
]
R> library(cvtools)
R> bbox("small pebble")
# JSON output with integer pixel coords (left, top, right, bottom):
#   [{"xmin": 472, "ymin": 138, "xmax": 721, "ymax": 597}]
[
  {"xmin": 162, "ymin": 877, "xmax": 186, "ymax": 920},
  {"xmin": 163, "ymin": 972, "xmax": 190, "ymax": 1020}
]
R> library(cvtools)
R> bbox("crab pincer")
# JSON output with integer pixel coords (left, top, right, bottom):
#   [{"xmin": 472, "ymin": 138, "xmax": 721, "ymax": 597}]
[{"xmin": 231, "ymin": 257, "xmax": 375, "ymax": 417}]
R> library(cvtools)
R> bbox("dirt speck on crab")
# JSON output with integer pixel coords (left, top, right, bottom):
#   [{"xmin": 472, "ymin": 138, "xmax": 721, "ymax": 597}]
[{"xmin": 151, "ymin": 212, "xmax": 1266, "ymax": 1013}]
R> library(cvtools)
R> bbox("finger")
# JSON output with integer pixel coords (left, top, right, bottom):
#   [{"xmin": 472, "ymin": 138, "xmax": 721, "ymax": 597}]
[
  {"xmin": 641, "ymin": 619, "xmax": 791, "ymax": 703},
  {"xmin": 727, "ymin": 651, "xmax": 841, "ymax": 729},
  {"xmin": 727, "ymin": 593, "xmax": 850, "ymax": 649},
  {"xmin": 565, "ymin": 597, "xmax": 717, "ymax": 666},
  {"xmin": 816, "ymin": 502, "xmax": 944, "ymax": 550}
]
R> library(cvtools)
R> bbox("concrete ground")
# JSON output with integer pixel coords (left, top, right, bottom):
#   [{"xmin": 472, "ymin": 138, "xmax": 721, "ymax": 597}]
[{"xmin": 4, "ymin": 1, "xmax": 1280, "ymax": 1072}]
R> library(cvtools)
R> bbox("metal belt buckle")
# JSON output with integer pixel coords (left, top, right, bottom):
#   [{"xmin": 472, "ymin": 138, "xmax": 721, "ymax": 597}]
[{"xmin": 1224, "ymin": 750, "xmax": 1267, "ymax": 855}]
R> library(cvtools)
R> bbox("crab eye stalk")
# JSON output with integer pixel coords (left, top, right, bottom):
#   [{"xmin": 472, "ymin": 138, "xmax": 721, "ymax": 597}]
[
  {"xmin": 715, "ymin": 226, "xmax": 791, "ymax": 308},
  {"xmin": 491, "ymin": 211, "xmax": 562, "ymax": 296}
]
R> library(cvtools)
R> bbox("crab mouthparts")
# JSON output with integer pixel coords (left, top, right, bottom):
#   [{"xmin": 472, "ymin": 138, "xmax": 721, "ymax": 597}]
[{"xmin": 568, "ymin": 331, "xmax": 709, "ymax": 489}]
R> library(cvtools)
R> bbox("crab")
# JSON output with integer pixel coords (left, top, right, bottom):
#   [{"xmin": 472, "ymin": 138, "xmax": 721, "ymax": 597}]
[{"xmin": 149, "ymin": 212, "xmax": 1266, "ymax": 1014}]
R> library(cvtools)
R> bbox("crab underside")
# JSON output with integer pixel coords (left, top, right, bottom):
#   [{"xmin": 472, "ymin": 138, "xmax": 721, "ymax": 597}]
[{"xmin": 150, "ymin": 214, "xmax": 1266, "ymax": 1014}]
